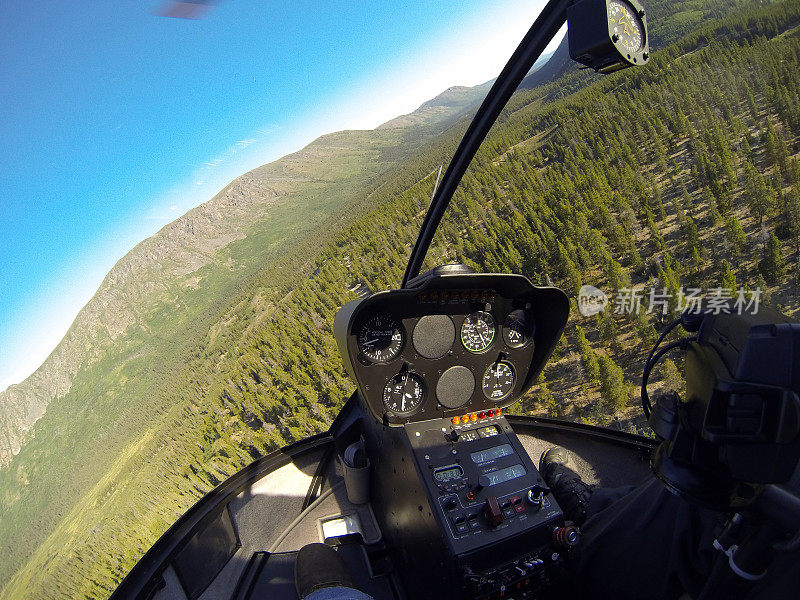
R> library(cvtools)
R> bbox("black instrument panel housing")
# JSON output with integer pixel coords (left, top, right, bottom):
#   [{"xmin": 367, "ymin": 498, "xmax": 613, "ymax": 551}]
[{"xmin": 334, "ymin": 273, "xmax": 569, "ymax": 425}]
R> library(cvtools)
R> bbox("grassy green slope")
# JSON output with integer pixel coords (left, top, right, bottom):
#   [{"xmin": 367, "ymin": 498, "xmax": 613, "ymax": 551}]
[{"xmin": 2, "ymin": 0, "xmax": 800, "ymax": 598}]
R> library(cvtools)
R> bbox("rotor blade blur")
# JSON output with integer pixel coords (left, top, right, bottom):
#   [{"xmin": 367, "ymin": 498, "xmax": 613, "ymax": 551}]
[{"xmin": 155, "ymin": 1, "xmax": 219, "ymax": 20}]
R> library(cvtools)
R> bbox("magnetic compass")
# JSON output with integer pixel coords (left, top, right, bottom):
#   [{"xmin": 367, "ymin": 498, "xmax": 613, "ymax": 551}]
[{"xmin": 567, "ymin": 0, "xmax": 649, "ymax": 73}]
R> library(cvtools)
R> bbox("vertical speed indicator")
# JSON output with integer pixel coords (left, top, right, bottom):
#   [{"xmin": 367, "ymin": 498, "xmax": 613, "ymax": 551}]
[{"xmin": 482, "ymin": 361, "xmax": 515, "ymax": 401}]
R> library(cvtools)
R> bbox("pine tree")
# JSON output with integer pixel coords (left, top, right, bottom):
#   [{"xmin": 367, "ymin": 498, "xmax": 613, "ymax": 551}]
[
  {"xmin": 598, "ymin": 354, "xmax": 630, "ymax": 413},
  {"xmin": 575, "ymin": 326, "xmax": 600, "ymax": 382},
  {"xmin": 763, "ymin": 122, "xmax": 789, "ymax": 175},
  {"xmin": 759, "ymin": 233, "xmax": 786, "ymax": 283},
  {"xmin": 724, "ymin": 216, "xmax": 747, "ymax": 262},
  {"xmin": 743, "ymin": 161, "xmax": 777, "ymax": 225},
  {"xmin": 633, "ymin": 308, "xmax": 657, "ymax": 345},
  {"xmin": 597, "ymin": 310, "xmax": 622, "ymax": 353},
  {"xmin": 720, "ymin": 259, "xmax": 738, "ymax": 292}
]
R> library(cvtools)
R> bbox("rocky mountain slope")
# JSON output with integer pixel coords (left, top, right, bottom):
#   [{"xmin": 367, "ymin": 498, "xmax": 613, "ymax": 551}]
[{"xmin": 0, "ymin": 83, "xmax": 490, "ymax": 466}]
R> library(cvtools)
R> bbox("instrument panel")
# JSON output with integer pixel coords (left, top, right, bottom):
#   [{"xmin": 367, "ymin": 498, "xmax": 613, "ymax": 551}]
[{"xmin": 334, "ymin": 272, "xmax": 569, "ymax": 424}]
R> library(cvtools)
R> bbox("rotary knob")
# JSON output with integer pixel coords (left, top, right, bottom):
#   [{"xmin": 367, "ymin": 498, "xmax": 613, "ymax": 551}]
[{"xmin": 527, "ymin": 485, "xmax": 550, "ymax": 510}]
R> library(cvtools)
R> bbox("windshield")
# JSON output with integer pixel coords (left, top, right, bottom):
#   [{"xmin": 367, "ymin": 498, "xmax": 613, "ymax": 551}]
[
  {"xmin": 1, "ymin": 1, "xmax": 799, "ymax": 599},
  {"xmin": 420, "ymin": 0, "xmax": 800, "ymax": 431}
]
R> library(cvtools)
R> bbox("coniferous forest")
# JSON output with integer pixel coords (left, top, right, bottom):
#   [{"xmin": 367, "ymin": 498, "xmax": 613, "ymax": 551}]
[{"xmin": 2, "ymin": 0, "xmax": 800, "ymax": 598}]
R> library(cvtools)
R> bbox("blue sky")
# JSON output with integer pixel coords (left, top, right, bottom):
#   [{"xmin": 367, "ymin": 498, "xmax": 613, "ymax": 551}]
[{"xmin": 0, "ymin": 0, "xmax": 561, "ymax": 391}]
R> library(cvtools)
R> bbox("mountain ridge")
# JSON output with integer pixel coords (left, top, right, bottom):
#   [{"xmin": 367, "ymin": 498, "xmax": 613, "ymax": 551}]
[
  {"xmin": 1, "ymin": 1, "xmax": 798, "ymax": 597},
  {"xmin": 0, "ymin": 75, "xmax": 495, "ymax": 466}
]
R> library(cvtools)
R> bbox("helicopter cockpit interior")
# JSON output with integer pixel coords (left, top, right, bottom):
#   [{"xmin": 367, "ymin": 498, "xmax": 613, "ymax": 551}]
[{"xmin": 107, "ymin": 1, "xmax": 800, "ymax": 599}]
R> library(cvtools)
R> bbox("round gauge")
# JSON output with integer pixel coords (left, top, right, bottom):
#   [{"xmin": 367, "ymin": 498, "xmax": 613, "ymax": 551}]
[
  {"xmin": 482, "ymin": 361, "xmax": 516, "ymax": 401},
  {"xmin": 383, "ymin": 372, "xmax": 425, "ymax": 415},
  {"xmin": 460, "ymin": 311, "xmax": 495, "ymax": 353},
  {"xmin": 357, "ymin": 315, "xmax": 404, "ymax": 363},
  {"xmin": 503, "ymin": 309, "xmax": 533, "ymax": 349},
  {"xmin": 608, "ymin": 0, "xmax": 644, "ymax": 54}
]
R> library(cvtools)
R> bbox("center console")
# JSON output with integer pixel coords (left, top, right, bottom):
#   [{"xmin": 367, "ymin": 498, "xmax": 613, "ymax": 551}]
[
  {"xmin": 334, "ymin": 271, "xmax": 573, "ymax": 598},
  {"xmin": 358, "ymin": 410, "xmax": 574, "ymax": 599}
]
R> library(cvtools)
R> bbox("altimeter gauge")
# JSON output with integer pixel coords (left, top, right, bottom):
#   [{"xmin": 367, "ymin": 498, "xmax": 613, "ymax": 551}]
[
  {"xmin": 358, "ymin": 315, "xmax": 404, "ymax": 363},
  {"xmin": 461, "ymin": 311, "xmax": 495, "ymax": 353},
  {"xmin": 383, "ymin": 372, "xmax": 425, "ymax": 415},
  {"xmin": 482, "ymin": 361, "xmax": 516, "ymax": 401}
]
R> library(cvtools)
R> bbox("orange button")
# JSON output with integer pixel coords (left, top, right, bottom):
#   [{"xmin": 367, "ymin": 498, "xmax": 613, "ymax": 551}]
[
  {"xmin": 452, "ymin": 416, "xmax": 460, "ymax": 425},
  {"xmin": 470, "ymin": 413, "xmax": 477, "ymax": 422},
  {"xmin": 462, "ymin": 414, "xmax": 469, "ymax": 423},
  {"xmin": 496, "ymin": 408, "xmax": 503, "ymax": 416}
]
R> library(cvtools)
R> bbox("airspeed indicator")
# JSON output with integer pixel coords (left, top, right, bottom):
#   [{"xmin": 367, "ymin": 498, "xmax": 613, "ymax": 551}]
[{"xmin": 358, "ymin": 315, "xmax": 404, "ymax": 363}]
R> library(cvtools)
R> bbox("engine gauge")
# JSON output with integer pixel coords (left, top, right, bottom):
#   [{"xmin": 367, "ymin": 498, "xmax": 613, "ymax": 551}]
[
  {"xmin": 461, "ymin": 311, "xmax": 495, "ymax": 353},
  {"xmin": 607, "ymin": 0, "xmax": 644, "ymax": 54},
  {"xmin": 482, "ymin": 361, "xmax": 515, "ymax": 401},
  {"xmin": 358, "ymin": 315, "xmax": 404, "ymax": 363},
  {"xmin": 383, "ymin": 372, "xmax": 425, "ymax": 415},
  {"xmin": 503, "ymin": 309, "xmax": 533, "ymax": 349}
]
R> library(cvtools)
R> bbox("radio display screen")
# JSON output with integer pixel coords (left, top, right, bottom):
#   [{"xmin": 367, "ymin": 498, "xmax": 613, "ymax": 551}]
[
  {"xmin": 433, "ymin": 465, "xmax": 464, "ymax": 482},
  {"xmin": 470, "ymin": 443, "xmax": 514, "ymax": 464},
  {"xmin": 478, "ymin": 425, "xmax": 501, "ymax": 438},
  {"xmin": 485, "ymin": 464, "xmax": 526, "ymax": 486},
  {"xmin": 460, "ymin": 430, "xmax": 480, "ymax": 441}
]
